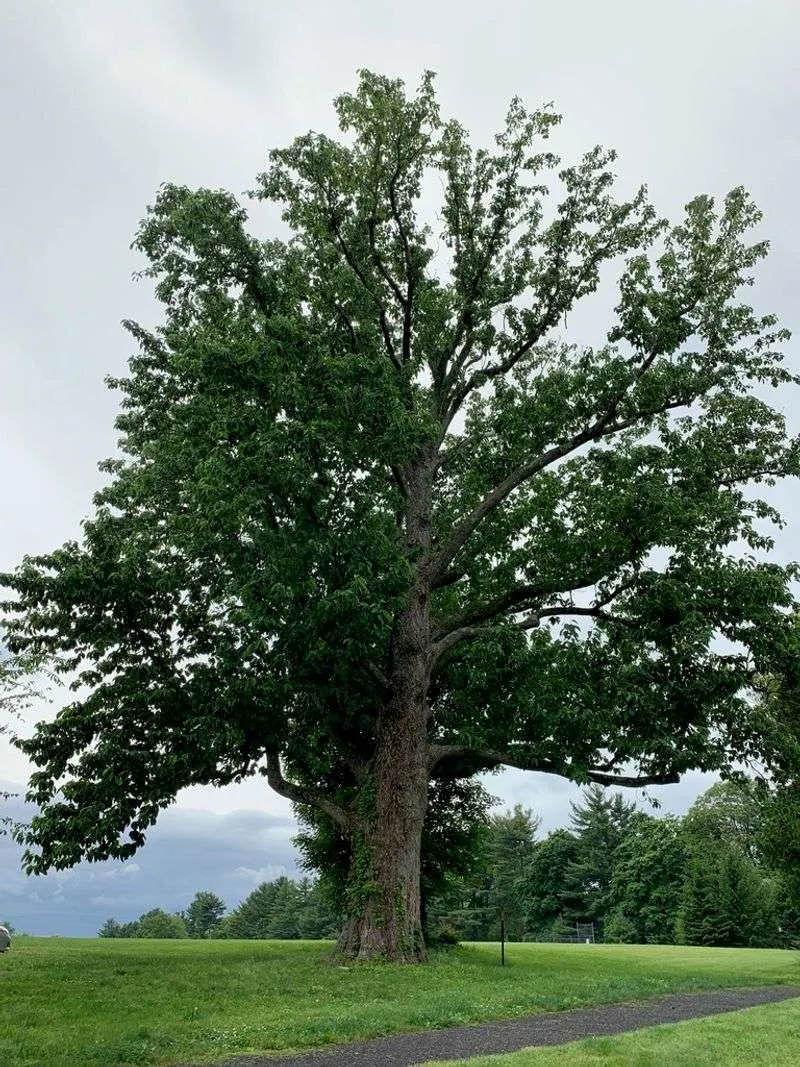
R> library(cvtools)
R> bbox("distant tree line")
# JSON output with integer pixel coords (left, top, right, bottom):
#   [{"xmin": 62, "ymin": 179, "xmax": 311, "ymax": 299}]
[
  {"xmin": 99, "ymin": 779, "xmax": 799, "ymax": 949},
  {"xmin": 426, "ymin": 780, "xmax": 799, "ymax": 949},
  {"xmin": 98, "ymin": 878, "xmax": 338, "ymax": 941}
]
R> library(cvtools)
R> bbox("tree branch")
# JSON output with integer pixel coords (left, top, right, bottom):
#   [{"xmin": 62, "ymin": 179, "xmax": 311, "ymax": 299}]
[
  {"xmin": 430, "ymin": 396, "xmax": 687, "ymax": 581},
  {"xmin": 430, "ymin": 604, "xmax": 636, "ymax": 667},
  {"xmin": 387, "ymin": 165, "xmax": 414, "ymax": 365},
  {"xmin": 428, "ymin": 743, "xmax": 559, "ymax": 775},
  {"xmin": 357, "ymin": 659, "xmax": 390, "ymax": 694},
  {"xmin": 535, "ymin": 605, "xmax": 637, "ymax": 628},
  {"xmin": 431, "ymin": 567, "xmax": 465, "ymax": 590},
  {"xmin": 332, "ymin": 302, "xmax": 359, "ymax": 352},
  {"xmin": 434, "ymin": 582, "xmax": 544, "ymax": 636},
  {"xmin": 326, "ymin": 213, "xmax": 402, "ymax": 371},
  {"xmin": 264, "ymin": 752, "xmax": 350, "ymax": 829},
  {"xmin": 427, "ymin": 743, "xmax": 679, "ymax": 786},
  {"xmin": 433, "ymin": 565, "xmax": 618, "ymax": 645},
  {"xmin": 585, "ymin": 769, "xmax": 680, "ymax": 787}
]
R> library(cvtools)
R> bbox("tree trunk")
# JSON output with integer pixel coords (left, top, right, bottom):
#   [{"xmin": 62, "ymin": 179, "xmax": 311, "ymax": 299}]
[
  {"xmin": 337, "ymin": 758, "xmax": 428, "ymax": 961},
  {"xmin": 336, "ymin": 626, "xmax": 431, "ymax": 960},
  {"xmin": 336, "ymin": 453, "xmax": 435, "ymax": 962}
]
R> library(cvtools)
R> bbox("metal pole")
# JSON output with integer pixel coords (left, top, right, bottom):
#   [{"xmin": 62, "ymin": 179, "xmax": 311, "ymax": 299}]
[{"xmin": 500, "ymin": 910, "xmax": 506, "ymax": 966}]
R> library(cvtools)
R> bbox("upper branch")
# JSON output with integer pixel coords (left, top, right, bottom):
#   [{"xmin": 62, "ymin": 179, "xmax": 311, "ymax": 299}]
[
  {"xmin": 430, "ymin": 396, "xmax": 687, "ymax": 582},
  {"xmin": 434, "ymin": 581, "xmax": 545, "ymax": 636},
  {"xmin": 327, "ymin": 212, "xmax": 401, "ymax": 370},
  {"xmin": 431, "ymin": 595, "xmax": 637, "ymax": 668},
  {"xmin": 387, "ymin": 162, "xmax": 415, "ymax": 365},
  {"xmin": 443, "ymin": 209, "xmax": 579, "ymax": 421},
  {"xmin": 438, "ymin": 146, "xmax": 526, "ymax": 400},
  {"xmin": 366, "ymin": 216, "xmax": 407, "ymax": 312}
]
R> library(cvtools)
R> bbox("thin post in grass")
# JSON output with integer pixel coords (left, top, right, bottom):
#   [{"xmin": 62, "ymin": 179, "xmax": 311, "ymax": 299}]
[{"xmin": 500, "ymin": 910, "xmax": 506, "ymax": 967}]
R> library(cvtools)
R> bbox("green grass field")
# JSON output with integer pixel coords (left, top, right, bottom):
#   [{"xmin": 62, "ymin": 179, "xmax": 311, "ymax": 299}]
[
  {"xmin": 1, "ymin": 938, "xmax": 798, "ymax": 1066},
  {"xmin": 426, "ymin": 998, "xmax": 800, "ymax": 1066}
]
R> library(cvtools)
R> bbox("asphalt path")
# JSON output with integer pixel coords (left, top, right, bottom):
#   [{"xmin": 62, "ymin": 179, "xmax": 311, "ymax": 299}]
[{"xmin": 181, "ymin": 984, "xmax": 800, "ymax": 1066}]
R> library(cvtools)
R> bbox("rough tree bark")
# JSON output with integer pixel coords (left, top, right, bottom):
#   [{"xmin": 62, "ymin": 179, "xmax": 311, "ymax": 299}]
[{"xmin": 336, "ymin": 452, "xmax": 435, "ymax": 961}]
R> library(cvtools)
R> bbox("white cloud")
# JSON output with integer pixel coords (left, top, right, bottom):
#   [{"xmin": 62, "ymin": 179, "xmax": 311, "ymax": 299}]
[{"xmin": 232, "ymin": 865, "xmax": 293, "ymax": 886}]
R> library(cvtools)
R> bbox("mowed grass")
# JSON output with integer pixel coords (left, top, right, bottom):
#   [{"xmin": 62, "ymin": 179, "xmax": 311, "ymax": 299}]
[
  {"xmin": 424, "ymin": 997, "xmax": 800, "ymax": 1066},
  {"xmin": 1, "ymin": 938, "xmax": 798, "ymax": 1066}
]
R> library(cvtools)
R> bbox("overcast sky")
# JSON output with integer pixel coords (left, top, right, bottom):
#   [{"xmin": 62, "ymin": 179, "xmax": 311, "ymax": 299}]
[{"xmin": 2, "ymin": 0, "xmax": 798, "ymax": 936}]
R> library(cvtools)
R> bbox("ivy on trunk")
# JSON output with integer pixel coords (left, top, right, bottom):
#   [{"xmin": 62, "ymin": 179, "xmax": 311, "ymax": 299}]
[{"xmin": 4, "ymin": 71, "xmax": 800, "ymax": 962}]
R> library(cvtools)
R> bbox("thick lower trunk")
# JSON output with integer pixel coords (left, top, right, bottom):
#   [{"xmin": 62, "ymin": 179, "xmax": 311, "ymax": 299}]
[
  {"xmin": 337, "ymin": 605, "xmax": 431, "ymax": 959},
  {"xmin": 336, "ymin": 451, "xmax": 435, "ymax": 962},
  {"xmin": 336, "ymin": 706, "xmax": 429, "ymax": 961}
]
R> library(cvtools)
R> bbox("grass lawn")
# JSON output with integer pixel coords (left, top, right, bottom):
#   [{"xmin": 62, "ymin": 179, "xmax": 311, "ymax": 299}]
[
  {"xmin": 0, "ymin": 938, "xmax": 798, "ymax": 1066},
  {"xmin": 424, "ymin": 997, "xmax": 800, "ymax": 1066}
]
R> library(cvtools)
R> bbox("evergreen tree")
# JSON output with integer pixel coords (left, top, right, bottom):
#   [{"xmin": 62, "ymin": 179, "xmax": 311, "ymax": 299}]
[
  {"xmin": 215, "ymin": 876, "xmax": 341, "ymax": 940},
  {"xmin": 294, "ymin": 879, "xmax": 341, "ymax": 939},
  {"xmin": 184, "ymin": 890, "xmax": 226, "ymax": 939},
  {"xmin": 222, "ymin": 882, "xmax": 278, "ymax": 939},
  {"xmin": 751, "ymin": 659, "xmax": 800, "ymax": 944},
  {"xmin": 486, "ymin": 805, "xmax": 540, "ymax": 938},
  {"xmin": 716, "ymin": 847, "xmax": 780, "ymax": 947},
  {"xmin": 759, "ymin": 785, "xmax": 800, "ymax": 944},
  {"xmin": 423, "ymin": 803, "xmax": 538, "ymax": 942},
  {"xmin": 677, "ymin": 844, "xmax": 780, "ymax": 947},
  {"xmin": 516, "ymin": 829, "xmax": 583, "ymax": 938},
  {"xmin": 677, "ymin": 852, "xmax": 722, "ymax": 946},
  {"xmin": 268, "ymin": 877, "xmax": 303, "ymax": 939},
  {"xmin": 566, "ymin": 785, "xmax": 637, "ymax": 925}
]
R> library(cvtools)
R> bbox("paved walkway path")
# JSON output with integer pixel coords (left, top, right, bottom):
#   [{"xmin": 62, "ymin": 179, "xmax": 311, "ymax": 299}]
[{"xmin": 187, "ymin": 984, "xmax": 800, "ymax": 1067}]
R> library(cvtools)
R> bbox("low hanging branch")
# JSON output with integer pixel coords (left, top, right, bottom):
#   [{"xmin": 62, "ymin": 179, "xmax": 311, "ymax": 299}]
[{"xmin": 264, "ymin": 753, "xmax": 350, "ymax": 831}]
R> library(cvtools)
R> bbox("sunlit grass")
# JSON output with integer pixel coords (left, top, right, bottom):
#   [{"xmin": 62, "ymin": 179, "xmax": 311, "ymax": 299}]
[{"xmin": 1, "ymin": 937, "xmax": 798, "ymax": 1065}]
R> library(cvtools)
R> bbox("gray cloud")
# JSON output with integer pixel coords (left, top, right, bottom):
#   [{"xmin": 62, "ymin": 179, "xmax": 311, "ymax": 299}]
[{"xmin": 0, "ymin": 784, "xmax": 301, "ymax": 935}]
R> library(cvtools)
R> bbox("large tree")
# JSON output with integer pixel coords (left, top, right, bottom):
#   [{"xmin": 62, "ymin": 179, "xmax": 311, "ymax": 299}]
[{"xmin": 3, "ymin": 71, "xmax": 800, "ymax": 961}]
